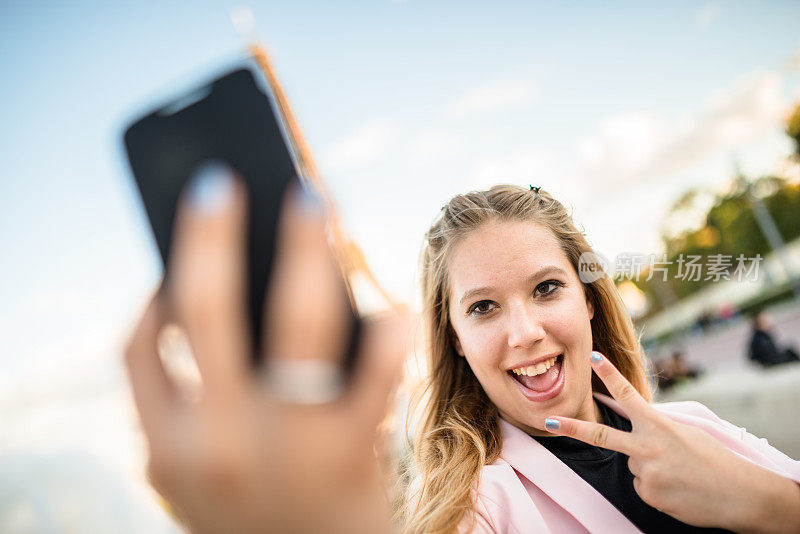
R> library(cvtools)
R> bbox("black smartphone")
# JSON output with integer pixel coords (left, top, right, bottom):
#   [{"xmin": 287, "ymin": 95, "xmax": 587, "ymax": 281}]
[{"xmin": 123, "ymin": 60, "xmax": 360, "ymax": 371}]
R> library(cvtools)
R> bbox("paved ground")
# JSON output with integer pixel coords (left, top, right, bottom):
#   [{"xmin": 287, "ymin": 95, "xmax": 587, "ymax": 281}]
[
  {"xmin": 652, "ymin": 301, "xmax": 800, "ymax": 460},
  {"xmin": 652, "ymin": 300, "xmax": 800, "ymax": 372}
]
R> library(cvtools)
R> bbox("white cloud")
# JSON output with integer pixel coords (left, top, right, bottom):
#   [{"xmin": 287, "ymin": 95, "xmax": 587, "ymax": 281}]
[
  {"xmin": 574, "ymin": 70, "xmax": 793, "ymax": 259},
  {"xmin": 577, "ymin": 112, "xmax": 665, "ymax": 174},
  {"xmin": 694, "ymin": 1, "xmax": 721, "ymax": 29},
  {"xmin": 23, "ymin": 289, "xmax": 106, "ymax": 319},
  {"xmin": 458, "ymin": 69, "xmax": 794, "ymax": 262},
  {"xmin": 0, "ymin": 451, "xmax": 180, "ymax": 533},
  {"xmin": 408, "ymin": 131, "xmax": 460, "ymax": 166},
  {"xmin": 467, "ymin": 148, "xmax": 555, "ymax": 189},
  {"xmin": 0, "ymin": 324, "xmax": 125, "ymax": 410},
  {"xmin": 323, "ymin": 120, "xmax": 395, "ymax": 170},
  {"xmin": 444, "ymin": 77, "xmax": 536, "ymax": 117},
  {"xmin": 783, "ymin": 38, "xmax": 800, "ymax": 70},
  {"xmin": 575, "ymin": 71, "xmax": 787, "ymax": 193}
]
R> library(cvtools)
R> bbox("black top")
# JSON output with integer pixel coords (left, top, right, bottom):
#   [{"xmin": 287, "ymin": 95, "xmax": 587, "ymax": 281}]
[{"xmin": 533, "ymin": 402, "xmax": 732, "ymax": 533}]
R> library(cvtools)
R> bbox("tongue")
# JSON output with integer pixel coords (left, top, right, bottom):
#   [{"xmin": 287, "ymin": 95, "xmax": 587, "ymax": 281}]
[{"xmin": 516, "ymin": 360, "xmax": 561, "ymax": 392}]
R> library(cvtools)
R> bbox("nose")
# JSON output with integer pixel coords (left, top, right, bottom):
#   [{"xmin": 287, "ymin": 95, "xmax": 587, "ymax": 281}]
[{"xmin": 506, "ymin": 301, "xmax": 546, "ymax": 349}]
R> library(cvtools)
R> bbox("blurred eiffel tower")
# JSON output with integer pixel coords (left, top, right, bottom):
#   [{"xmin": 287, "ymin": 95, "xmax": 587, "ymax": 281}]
[{"xmin": 232, "ymin": 7, "xmax": 397, "ymax": 313}]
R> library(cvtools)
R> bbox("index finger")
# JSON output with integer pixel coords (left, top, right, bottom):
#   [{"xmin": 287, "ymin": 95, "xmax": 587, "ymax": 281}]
[
  {"xmin": 169, "ymin": 165, "xmax": 251, "ymax": 399},
  {"xmin": 544, "ymin": 416, "xmax": 636, "ymax": 456},
  {"xmin": 589, "ymin": 351, "xmax": 651, "ymax": 422}
]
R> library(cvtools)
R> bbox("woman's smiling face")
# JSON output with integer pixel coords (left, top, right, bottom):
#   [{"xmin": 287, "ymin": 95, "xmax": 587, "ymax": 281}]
[{"xmin": 447, "ymin": 220, "xmax": 598, "ymax": 435}]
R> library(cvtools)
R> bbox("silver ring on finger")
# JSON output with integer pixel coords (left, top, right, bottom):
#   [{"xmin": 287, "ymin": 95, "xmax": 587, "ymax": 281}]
[{"xmin": 262, "ymin": 358, "xmax": 345, "ymax": 405}]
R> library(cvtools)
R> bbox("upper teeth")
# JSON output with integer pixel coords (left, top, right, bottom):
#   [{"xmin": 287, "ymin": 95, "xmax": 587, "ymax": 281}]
[{"xmin": 512, "ymin": 356, "xmax": 558, "ymax": 377}]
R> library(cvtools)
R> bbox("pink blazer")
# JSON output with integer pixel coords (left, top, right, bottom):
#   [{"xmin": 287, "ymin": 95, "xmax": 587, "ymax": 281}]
[{"xmin": 461, "ymin": 394, "xmax": 800, "ymax": 533}]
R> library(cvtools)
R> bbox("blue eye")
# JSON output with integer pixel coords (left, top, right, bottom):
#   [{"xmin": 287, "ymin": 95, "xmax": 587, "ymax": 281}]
[{"xmin": 536, "ymin": 280, "xmax": 564, "ymax": 297}]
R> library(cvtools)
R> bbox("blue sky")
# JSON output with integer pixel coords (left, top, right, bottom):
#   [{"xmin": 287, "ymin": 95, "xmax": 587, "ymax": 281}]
[{"xmin": 1, "ymin": 0, "xmax": 800, "ymax": 449}]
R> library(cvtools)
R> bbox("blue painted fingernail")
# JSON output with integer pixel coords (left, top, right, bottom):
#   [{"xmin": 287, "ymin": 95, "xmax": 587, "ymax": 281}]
[
  {"xmin": 293, "ymin": 182, "xmax": 326, "ymax": 217},
  {"xmin": 545, "ymin": 418, "xmax": 560, "ymax": 431},
  {"xmin": 590, "ymin": 351, "xmax": 603, "ymax": 363},
  {"xmin": 186, "ymin": 161, "xmax": 235, "ymax": 214}
]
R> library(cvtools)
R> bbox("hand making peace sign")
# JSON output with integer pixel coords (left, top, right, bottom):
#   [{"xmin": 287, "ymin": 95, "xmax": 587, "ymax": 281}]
[{"xmin": 544, "ymin": 351, "xmax": 800, "ymax": 533}]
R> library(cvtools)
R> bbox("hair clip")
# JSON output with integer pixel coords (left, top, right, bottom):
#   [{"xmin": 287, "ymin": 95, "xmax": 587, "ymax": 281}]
[{"xmin": 529, "ymin": 185, "xmax": 542, "ymax": 198}]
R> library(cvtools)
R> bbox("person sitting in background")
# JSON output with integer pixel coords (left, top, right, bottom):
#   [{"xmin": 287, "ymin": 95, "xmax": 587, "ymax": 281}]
[
  {"xmin": 656, "ymin": 350, "xmax": 701, "ymax": 391},
  {"xmin": 748, "ymin": 311, "xmax": 800, "ymax": 367}
]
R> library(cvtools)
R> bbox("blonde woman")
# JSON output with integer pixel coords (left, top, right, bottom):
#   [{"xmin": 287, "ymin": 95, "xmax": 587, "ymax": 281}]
[
  {"xmin": 406, "ymin": 185, "xmax": 800, "ymax": 533},
  {"xmin": 125, "ymin": 174, "xmax": 799, "ymax": 533}
]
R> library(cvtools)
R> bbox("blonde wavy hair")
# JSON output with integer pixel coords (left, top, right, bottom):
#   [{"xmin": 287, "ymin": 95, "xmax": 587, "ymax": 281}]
[{"xmin": 402, "ymin": 185, "xmax": 650, "ymax": 534}]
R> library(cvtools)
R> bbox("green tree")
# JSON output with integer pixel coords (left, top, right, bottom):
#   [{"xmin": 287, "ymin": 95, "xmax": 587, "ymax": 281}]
[
  {"xmin": 787, "ymin": 100, "xmax": 800, "ymax": 156},
  {"xmin": 627, "ymin": 176, "xmax": 800, "ymax": 318}
]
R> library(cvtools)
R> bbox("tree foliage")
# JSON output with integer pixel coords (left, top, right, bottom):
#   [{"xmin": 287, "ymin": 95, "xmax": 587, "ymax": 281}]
[
  {"xmin": 628, "ymin": 176, "xmax": 800, "ymax": 316},
  {"xmin": 787, "ymin": 99, "xmax": 800, "ymax": 156}
]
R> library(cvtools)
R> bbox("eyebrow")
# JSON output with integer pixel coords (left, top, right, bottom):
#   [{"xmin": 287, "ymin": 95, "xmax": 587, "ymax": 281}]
[{"xmin": 458, "ymin": 265, "xmax": 569, "ymax": 307}]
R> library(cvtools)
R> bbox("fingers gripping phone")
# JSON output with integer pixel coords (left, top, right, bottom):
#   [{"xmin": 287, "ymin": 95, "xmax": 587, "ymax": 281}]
[{"xmin": 123, "ymin": 61, "xmax": 360, "ymax": 372}]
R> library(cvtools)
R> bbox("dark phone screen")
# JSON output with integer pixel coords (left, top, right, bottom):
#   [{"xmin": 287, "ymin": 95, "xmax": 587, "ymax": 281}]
[{"xmin": 124, "ymin": 68, "xmax": 302, "ymax": 362}]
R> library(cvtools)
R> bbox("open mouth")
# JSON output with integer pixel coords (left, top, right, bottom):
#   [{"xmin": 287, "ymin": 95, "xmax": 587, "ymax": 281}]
[{"xmin": 508, "ymin": 354, "xmax": 564, "ymax": 401}]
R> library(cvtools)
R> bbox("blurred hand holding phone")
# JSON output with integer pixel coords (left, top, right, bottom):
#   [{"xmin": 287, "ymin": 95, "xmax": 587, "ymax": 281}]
[{"xmin": 122, "ymin": 46, "xmax": 407, "ymax": 533}]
